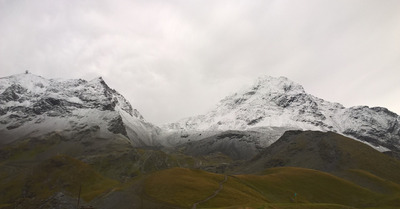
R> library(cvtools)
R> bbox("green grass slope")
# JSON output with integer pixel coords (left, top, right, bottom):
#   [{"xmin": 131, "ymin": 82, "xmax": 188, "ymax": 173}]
[
  {"xmin": 143, "ymin": 167, "xmax": 400, "ymax": 209},
  {"xmin": 144, "ymin": 167, "xmax": 224, "ymax": 208},
  {"xmin": 3, "ymin": 130, "xmax": 400, "ymax": 209},
  {"xmin": 0, "ymin": 155, "xmax": 119, "ymax": 208},
  {"xmin": 241, "ymin": 131, "xmax": 400, "ymax": 187}
]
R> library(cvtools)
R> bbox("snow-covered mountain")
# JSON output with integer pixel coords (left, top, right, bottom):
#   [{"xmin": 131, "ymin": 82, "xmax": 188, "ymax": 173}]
[
  {"xmin": 163, "ymin": 76, "xmax": 400, "ymax": 151},
  {"xmin": 0, "ymin": 73, "xmax": 160, "ymax": 147},
  {"xmin": 2, "ymin": 73, "xmax": 399, "ymax": 152}
]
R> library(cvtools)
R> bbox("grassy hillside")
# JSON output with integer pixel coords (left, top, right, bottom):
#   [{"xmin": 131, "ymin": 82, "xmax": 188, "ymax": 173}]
[
  {"xmin": 2, "ymin": 156, "xmax": 400, "ymax": 209},
  {"xmin": 144, "ymin": 167, "xmax": 400, "ymax": 209},
  {"xmin": 28, "ymin": 155, "xmax": 119, "ymax": 201},
  {"xmin": 2, "ymin": 130, "xmax": 400, "ymax": 209},
  {"xmin": 236, "ymin": 167, "xmax": 379, "ymax": 207},
  {"xmin": 144, "ymin": 167, "xmax": 224, "ymax": 207},
  {"xmin": 241, "ymin": 131, "xmax": 400, "ymax": 185},
  {"xmin": 0, "ymin": 155, "xmax": 119, "ymax": 208}
]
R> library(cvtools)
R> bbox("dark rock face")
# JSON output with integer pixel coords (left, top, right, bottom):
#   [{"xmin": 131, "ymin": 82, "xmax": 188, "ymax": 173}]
[
  {"xmin": 247, "ymin": 131, "xmax": 350, "ymax": 173},
  {"xmin": 216, "ymin": 132, "xmax": 246, "ymax": 139},
  {"xmin": 132, "ymin": 109, "xmax": 144, "ymax": 120},
  {"xmin": 6, "ymin": 121, "xmax": 25, "ymax": 130},
  {"xmin": 33, "ymin": 98, "xmax": 68, "ymax": 115},
  {"xmin": 182, "ymin": 130, "xmax": 265, "ymax": 160},
  {"xmin": 371, "ymin": 107, "xmax": 398, "ymax": 118},
  {"xmin": 343, "ymin": 106, "xmax": 400, "ymax": 151},
  {"xmin": 0, "ymin": 108, "xmax": 6, "ymax": 116},
  {"xmin": 273, "ymin": 94, "xmax": 300, "ymax": 108},
  {"xmin": 344, "ymin": 130, "xmax": 398, "ymax": 151},
  {"xmin": 0, "ymin": 84, "xmax": 28, "ymax": 102},
  {"xmin": 247, "ymin": 117, "xmax": 263, "ymax": 126},
  {"xmin": 108, "ymin": 116, "xmax": 128, "ymax": 137}
]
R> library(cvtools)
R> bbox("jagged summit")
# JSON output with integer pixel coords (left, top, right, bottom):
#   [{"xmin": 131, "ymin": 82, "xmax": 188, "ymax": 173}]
[
  {"xmin": 164, "ymin": 75, "xmax": 400, "ymax": 151},
  {"xmin": 165, "ymin": 75, "xmax": 339, "ymax": 130},
  {"xmin": 0, "ymin": 73, "xmax": 159, "ymax": 146},
  {"xmin": 252, "ymin": 75, "xmax": 305, "ymax": 95},
  {"xmin": 218, "ymin": 76, "xmax": 306, "ymax": 109}
]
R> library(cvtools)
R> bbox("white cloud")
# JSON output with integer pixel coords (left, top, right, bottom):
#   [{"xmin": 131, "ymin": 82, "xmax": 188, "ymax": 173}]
[{"xmin": 1, "ymin": 0, "xmax": 399, "ymax": 124}]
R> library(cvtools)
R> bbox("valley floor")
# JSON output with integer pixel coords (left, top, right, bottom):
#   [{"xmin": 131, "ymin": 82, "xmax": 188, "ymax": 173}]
[{"xmin": 2, "ymin": 131, "xmax": 400, "ymax": 209}]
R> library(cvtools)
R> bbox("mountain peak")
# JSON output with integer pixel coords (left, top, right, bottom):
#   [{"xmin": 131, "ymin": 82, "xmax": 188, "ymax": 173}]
[
  {"xmin": 90, "ymin": 76, "xmax": 105, "ymax": 83},
  {"xmin": 251, "ymin": 75, "xmax": 305, "ymax": 96},
  {"xmin": 0, "ymin": 73, "xmax": 160, "ymax": 147},
  {"xmin": 217, "ymin": 76, "xmax": 307, "ymax": 111},
  {"xmin": 0, "ymin": 73, "xmax": 50, "ymax": 95},
  {"xmin": 164, "ymin": 75, "xmax": 400, "ymax": 151}
]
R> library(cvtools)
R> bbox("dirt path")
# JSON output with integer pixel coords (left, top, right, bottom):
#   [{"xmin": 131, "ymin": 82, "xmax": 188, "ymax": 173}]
[{"xmin": 191, "ymin": 175, "xmax": 228, "ymax": 209}]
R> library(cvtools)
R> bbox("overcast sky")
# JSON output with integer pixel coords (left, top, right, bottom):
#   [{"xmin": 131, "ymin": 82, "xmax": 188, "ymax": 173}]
[{"xmin": 0, "ymin": 0, "xmax": 399, "ymax": 125}]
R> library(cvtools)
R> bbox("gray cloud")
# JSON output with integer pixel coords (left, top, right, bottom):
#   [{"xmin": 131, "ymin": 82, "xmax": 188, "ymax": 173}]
[{"xmin": 1, "ymin": 0, "xmax": 399, "ymax": 124}]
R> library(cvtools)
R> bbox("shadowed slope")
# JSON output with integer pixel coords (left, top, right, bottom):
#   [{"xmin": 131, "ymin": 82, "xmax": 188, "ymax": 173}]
[{"xmin": 242, "ymin": 131, "xmax": 400, "ymax": 185}]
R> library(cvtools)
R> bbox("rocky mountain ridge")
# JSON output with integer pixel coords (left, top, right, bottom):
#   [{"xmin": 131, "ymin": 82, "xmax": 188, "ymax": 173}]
[
  {"xmin": 1, "ymin": 73, "xmax": 399, "ymax": 152},
  {"xmin": 163, "ymin": 76, "xmax": 400, "ymax": 151},
  {"xmin": 1, "ymin": 73, "xmax": 400, "ymax": 209},
  {"xmin": 0, "ymin": 73, "xmax": 159, "ymax": 146}
]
